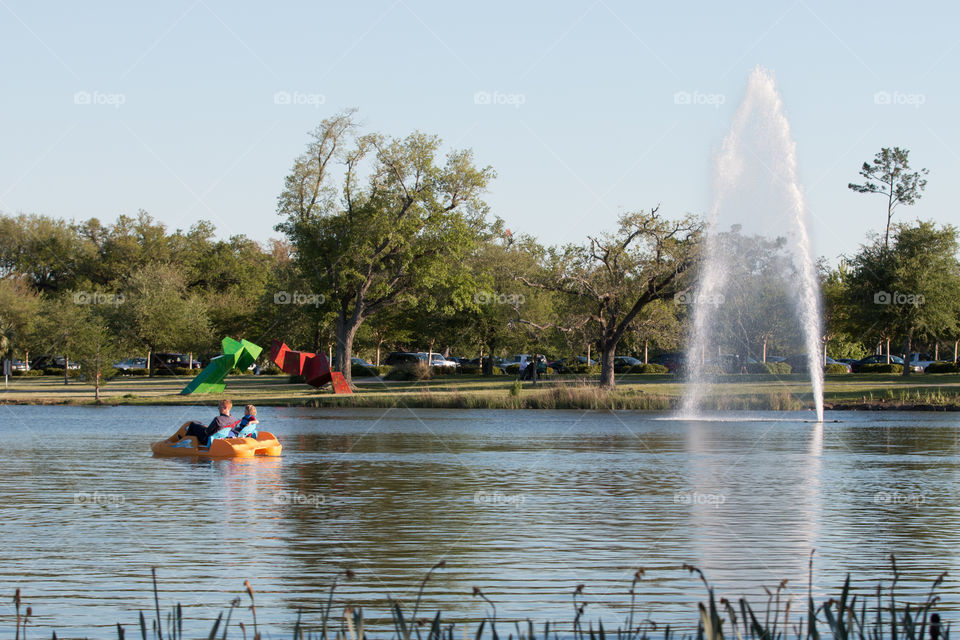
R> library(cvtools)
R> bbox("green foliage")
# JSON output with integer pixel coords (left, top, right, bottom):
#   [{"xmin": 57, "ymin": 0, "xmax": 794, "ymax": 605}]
[
  {"xmin": 568, "ymin": 363, "xmax": 601, "ymax": 375},
  {"xmin": 860, "ymin": 363, "xmax": 904, "ymax": 374},
  {"xmin": 42, "ymin": 367, "xmax": 82, "ymax": 378},
  {"xmin": 384, "ymin": 362, "xmax": 432, "ymax": 381},
  {"xmin": 152, "ymin": 367, "xmax": 198, "ymax": 377},
  {"xmin": 628, "ymin": 363, "xmax": 669, "ymax": 374},
  {"xmin": 824, "ymin": 363, "xmax": 849, "ymax": 374},
  {"xmin": 350, "ymin": 364, "xmax": 380, "ymax": 377},
  {"xmin": 509, "ymin": 379, "xmax": 522, "ymax": 396},
  {"xmin": 12, "ymin": 369, "xmax": 43, "ymax": 377},
  {"xmin": 744, "ymin": 362, "xmax": 792, "ymax": 375},
  {"xmin": 848, "ymin": 146, "xmax": 929, "ymax": 246},
  {"xmin": 926, "ymin": 361, "xmax": 959, "ymax": 373},
  {"xmin": 276, "ymin": 110, "xmax": 494, "ymax": 384}
]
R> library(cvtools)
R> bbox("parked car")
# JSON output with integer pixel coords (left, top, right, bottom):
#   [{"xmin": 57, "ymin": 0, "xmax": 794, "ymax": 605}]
[
  {"xmin": 113, "ymin": 357, "xmax": 147, "ymax": 371},
  {"xmin": 614, "ymin": 356, "xmax": 642, "ymax": 372},
  {"xmin": 10, "ymin": 360, "xmax": 28, "ymax": 372},
  {"xmin": 503, "ymin": 354, "xmax": 548, "ymax": 375},
  {"xmin": 384, "ymin": 352, "xmax": 421, "ymax": 366},
  {"xmin": 30, "ymin": 355, "xmax": 82, "ymax": 370},
  {"xmin": 351, "ymin": 356, "xmax": 374, "ymax": 367},
  {"xmin": 784, "ymin": 354, "xmax": 851, "ymax": 373},
  {"xmin": 905, "ymin": 353, "xmax": 938, "ymax": 372},
  {"xmin": 150, "ymin": 352, "xmax": 201, "ymax": 373},
  {"xmin": 419, "ymin": 353, "xmax": 458, "ymax": 369},
  {"xmin": 850, "ymin": 354, "xmax": 918, "ymax": 373},
  {"xmin": 649, "ymin": 353, "xmax": 684, "ymax": 373}
]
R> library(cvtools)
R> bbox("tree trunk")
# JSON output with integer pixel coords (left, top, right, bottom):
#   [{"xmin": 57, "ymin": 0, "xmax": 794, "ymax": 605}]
[
  {"xmin": 64, "ymin": 356, "xmax": 69, "ymax": 385},
  {"xmin": 643, "ymin": 340, "xmax": 648, "ymax": 365},
  {"xmin": 482, "ymin": 344, "xmax": 495, "ymax": 376},
  {"xmin": 885, "ymin": 339, "xmax": 891, "ymax": 364},
  {"xmin": 599, "ymin": 344, "xmax": 616, "ymax": 389},
  {"xmin": 147, "ymin": 349, "xmax": 152, "ymax": 377},
  {"xmin": 902, "ymin": 327, "xmax": 913, "ymax": 377},
  {"xmin": 334, "ymin": 311, "xmax": 362, "ymax": 387}
]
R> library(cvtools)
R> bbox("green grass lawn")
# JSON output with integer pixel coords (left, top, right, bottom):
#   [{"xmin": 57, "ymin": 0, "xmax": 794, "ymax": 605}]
[{"xmin": 3, "ymin": 371, "xmax": 960, "ymax": 409}]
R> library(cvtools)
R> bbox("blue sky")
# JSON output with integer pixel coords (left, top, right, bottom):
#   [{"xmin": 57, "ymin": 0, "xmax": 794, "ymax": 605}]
[{"xmin": 1, "ymin": 0, "xmax": 956, "ymax": 262}]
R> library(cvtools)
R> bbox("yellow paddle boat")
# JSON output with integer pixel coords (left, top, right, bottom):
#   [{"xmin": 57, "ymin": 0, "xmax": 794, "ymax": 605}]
[{"xmin": 151, "ymin": 422, "xmax": 282, "ymax": 458}]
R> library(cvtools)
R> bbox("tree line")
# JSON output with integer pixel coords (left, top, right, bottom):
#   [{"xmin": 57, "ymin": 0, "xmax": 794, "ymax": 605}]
[{"xmin": 1, "ymin": 110, "xmax": 958, "ymax": 392}]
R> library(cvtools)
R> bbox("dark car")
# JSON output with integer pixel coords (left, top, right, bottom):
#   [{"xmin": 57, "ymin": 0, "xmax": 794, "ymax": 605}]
[
  {"xmin": 614, "ymin": 356, "xmax": 642, "ymax": 373},
  {"xmin": 29, "ymin": 355, "xmax": 81, "ymax": 370},
  {"xmin": 651, "ymin": 352, "xmax": 686, "ymax": 373},
  {"xmin": 384, "ymin": 352, "xmax": 421, "ymax": 366},
  {"xmin": 150, "ymin": 352, "xmax": 201, "ymax": 373},
  {"xmin": 852, "ymin": 354, "xmax": 922, "ymax": 373},
  {"xmin": 785, "ymin": 354, "xmax": 851, "ymax": 373}
]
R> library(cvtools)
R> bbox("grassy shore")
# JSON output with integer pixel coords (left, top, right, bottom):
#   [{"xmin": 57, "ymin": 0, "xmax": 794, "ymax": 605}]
[{"xmin": 3, "ymin": 371, "xmax": 960, "ymax": 410}]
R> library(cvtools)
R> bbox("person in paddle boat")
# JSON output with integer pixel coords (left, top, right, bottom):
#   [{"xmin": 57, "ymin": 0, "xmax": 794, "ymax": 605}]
[
  {"xmin": 229, "ymin": 405, "xmax": 259, "ymax": 438},
  {"xmin": 181, "ymin": 399, "xmax": 241, "ymax": 447}
]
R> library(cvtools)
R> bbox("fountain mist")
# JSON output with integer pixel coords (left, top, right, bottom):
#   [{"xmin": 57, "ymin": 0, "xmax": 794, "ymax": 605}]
[{"xmin": 681, "ymin": 67, "xmax": 824, "ymax": 422}]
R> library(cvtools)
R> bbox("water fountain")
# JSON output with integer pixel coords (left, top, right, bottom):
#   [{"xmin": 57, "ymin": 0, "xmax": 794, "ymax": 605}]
[{"xmin": 681, "ymin": 67, "xmax": 824, "ymax": 422}]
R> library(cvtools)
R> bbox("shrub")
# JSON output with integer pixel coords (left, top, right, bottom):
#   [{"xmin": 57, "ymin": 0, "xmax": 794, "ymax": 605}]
[
  {"xmin": 460, "ymin": 364, "xmax": 481, "ymax": 375},
  {"xmin": 12, "ymin": 369, "xmax": 43, "ymax": 377},
  {"xmin": 860, "ymin": 363, "xmax": 903, "ymax": 374},
  {"xmin": 743, "ymin": 362, "xmax": 792, "ymax": 374},
  {"xmin": 126, "ymin": 368, "xmax": 149, "ymax": 376},
  {"xmin": 151, "ymin": 367, "xmax": 198, "ymax": 376},
  {"xmin": 925, "ymin": 361, "xmax": 959, "ymax": 374},
  {"xmin": 351, "ymin": 364, "xmax": 380, "ymax": 377},
  {"xmin": 503, "ymin": 363, "xmax": 521, "ymax": 374},
  {"xmin": 509, "ymin": 380, "xmax": 522, "ymax": 396},
  {"xmin": 569, "ymin": 364, "xmax": 601, "ymax": 375},
  {"xmin": 43, "ymin": 367, "xmax": 82, "ymax": 378},
  {"xmin": 384, "ymin": 362, "xmax": 432, "ymax": 381},
  {"xmin": 824, "ymin": 363, "xmax": 849, "ymax": 375},
  {"xmin": 628, "ymin": 363, "xmax": 669, "ymax": 374}
]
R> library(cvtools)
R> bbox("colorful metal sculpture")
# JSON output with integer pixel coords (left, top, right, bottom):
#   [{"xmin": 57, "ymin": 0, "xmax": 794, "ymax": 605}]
[
  {"xmin": 180, "ymin": 337, "xmax": 262, "ymax": 395},
  {"xmin": 269, "ymin": 339, "xmax": 352, "ymax": 394}
]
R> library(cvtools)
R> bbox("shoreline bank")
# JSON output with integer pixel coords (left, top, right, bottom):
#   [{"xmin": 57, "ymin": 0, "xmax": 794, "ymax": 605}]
[{"xmin": 3, "ymin": 373, "xmax": 960, "ymax": 411}]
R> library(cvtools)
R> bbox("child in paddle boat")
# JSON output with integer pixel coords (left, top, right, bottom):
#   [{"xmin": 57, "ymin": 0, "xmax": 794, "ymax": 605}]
[
  {"xmin": 230, "ymin": 405, "xmax": 259, "ymax": 438},
  {"xmin": 182, "ymin": 399, "xmax": 240, "ymax": 446}
]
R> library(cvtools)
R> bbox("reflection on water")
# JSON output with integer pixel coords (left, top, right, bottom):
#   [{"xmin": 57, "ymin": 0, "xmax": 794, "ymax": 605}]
[{"xmin": 0, "ymin": 406, "xmax": 957, "ymax": 636}]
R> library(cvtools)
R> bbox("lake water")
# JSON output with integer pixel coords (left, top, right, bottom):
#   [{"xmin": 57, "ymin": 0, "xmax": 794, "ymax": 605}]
[{"xmin": 1, "ymin": 405, "xmax": 958, "ymax": 637}]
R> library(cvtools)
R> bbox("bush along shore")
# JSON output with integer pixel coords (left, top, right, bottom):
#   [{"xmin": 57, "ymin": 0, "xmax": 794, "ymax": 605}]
[
  {"xmin": 10, "ymin": 560, "xmax": 951, "ymax": 640},
  {"xmin": 4, "ymin": 372, "xmax": 960, "ymax": 411}
]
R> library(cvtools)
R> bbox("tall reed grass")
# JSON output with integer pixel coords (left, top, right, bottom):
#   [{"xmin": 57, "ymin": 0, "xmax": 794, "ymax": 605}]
[{"xmin": 11, "ymin": 556, "xmax": 949, "ymax": 640}]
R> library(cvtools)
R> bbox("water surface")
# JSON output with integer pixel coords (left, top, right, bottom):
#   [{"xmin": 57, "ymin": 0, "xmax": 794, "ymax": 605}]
[{"xmin": 0, "ymin": 405, "xmax": 957, "ymax": 636}]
